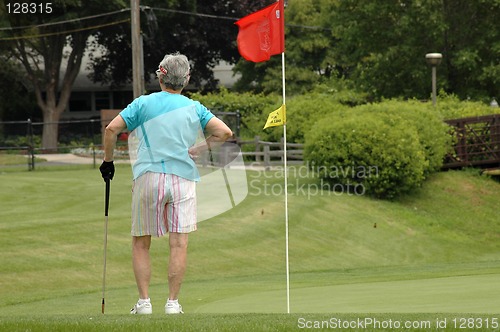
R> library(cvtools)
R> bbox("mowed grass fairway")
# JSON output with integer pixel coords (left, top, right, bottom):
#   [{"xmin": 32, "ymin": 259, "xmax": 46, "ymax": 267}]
[{"xmin": 1, "ymin": 163, "xmax": 499, "ymax": 331}]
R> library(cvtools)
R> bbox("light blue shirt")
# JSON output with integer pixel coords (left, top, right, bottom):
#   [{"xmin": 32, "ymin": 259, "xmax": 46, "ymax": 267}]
[{"xmin": 120, "ymin": 91, "xmax": 214, "ymax": 181}]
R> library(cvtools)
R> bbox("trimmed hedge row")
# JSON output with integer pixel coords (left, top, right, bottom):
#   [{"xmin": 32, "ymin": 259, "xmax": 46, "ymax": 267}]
[
  {"xmin": 189, "ymin": 84, "xmax": 369, "ymax": 142},
  {"xmin": 188, "ymin": 88, "xmax": 279, "ymax": 139},
  {"xmin": 189, "ymin": 89, "xmax": 497, "ymax": 199},
  {"xmin": 434, "ymin": 93, "xmax": 500, "ymax": 120}
]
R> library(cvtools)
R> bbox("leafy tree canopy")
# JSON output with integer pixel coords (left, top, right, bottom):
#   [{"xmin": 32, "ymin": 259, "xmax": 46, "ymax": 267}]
[
  {"xmin": 233, "ymin": 0, "xmax": 498, "ymax": 101},
  {"xmin": 0, "ymin": 0, "xmax": 127, "ymax": 149},
  {"xmin": 89, "ymin": 0, "xmax": 270, "ymax": 91}
]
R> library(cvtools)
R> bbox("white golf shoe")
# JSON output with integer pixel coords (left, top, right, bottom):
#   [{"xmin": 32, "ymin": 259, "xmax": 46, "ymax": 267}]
[
  {"xmin": 165, "ymin": 301, "xmax": 184, "ymax": 314},
  {"xmin": 130, "ymin": 301, "xmax": 152, "ymax": 315}
]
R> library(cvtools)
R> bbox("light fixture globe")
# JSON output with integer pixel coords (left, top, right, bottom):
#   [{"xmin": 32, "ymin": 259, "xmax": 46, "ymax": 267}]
[{"xmin": 425, "ymin": 53, "xmax": 443, "ymax": 66}]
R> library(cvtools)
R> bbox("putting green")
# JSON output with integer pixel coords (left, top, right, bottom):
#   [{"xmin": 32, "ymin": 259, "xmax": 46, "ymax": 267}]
[{"xmin": 194, "ymin": 273, "xmax": 500, "ymax": 313}]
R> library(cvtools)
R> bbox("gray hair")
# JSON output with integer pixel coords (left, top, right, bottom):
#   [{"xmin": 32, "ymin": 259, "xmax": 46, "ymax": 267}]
[{"xmin": 156, "ymin": 52, "xmax": 190, "ymax": 91}]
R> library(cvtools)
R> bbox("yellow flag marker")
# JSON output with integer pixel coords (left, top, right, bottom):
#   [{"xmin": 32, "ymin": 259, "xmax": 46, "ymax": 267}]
[{"xmin": 263, "ymin": 104, "xmax": 286, "ymax": 129}]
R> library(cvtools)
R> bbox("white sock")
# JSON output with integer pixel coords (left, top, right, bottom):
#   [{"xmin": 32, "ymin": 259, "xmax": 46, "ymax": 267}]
[
  {"xmin": 138, "ymin": 298, "xmax": 150, "ymax": 305},
  {"xmin": 167, "ymin": 299, "xmax": 178, "ymax": 305}
]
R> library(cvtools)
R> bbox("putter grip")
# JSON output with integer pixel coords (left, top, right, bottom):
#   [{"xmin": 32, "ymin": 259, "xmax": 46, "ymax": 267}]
[{"xmin": 105, "ymin": 179, "xmax": 110, "ymax": 217}]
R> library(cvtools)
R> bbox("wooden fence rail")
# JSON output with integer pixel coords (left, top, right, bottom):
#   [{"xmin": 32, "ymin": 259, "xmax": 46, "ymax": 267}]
[
  {"xmin": 443, "ymin": 114, "xmax": 500, "ymax": 169},
  {"xmin": 212, "ymin": 136, "xmax": 304, "ymax": 168}
]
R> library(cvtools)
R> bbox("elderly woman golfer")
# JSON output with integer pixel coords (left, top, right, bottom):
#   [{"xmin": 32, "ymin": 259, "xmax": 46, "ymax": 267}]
[{"xmin": 100, "ymin": 52, "xmax": 232, "ymax": 314}]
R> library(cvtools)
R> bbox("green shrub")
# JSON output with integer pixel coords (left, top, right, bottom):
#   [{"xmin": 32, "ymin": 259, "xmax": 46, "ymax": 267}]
[
  {"xmin": 189, "ymin": 88, "xmax": 279, "ymax": 140},
  {"xmin": 435, "ymin": 93, "xmax": 500, "ymax": 120},
  {"xmin": 264, "ymin": 80, "xmax": 369, "ymax": 143},
  {"xmin": 190, "ymin": 88, "xmax": 360, "ymax": 144},
  {"xmin": 264, "ymin": 92, "xmax": 350, "ymax": 143},
  {"xmin": 305, "ymin": 111, "xmax": 426, "ymax": 199},
  {"xmin": 304, "ymin": 100, "xmax": 452, "ymax": 199},
  {"xmin": 0, "ymin": 135, "xmax": 41, "ymax": 148},
  {"xmin": 357, "ymin": 100, "xmax": 453, "ymax": 174}
]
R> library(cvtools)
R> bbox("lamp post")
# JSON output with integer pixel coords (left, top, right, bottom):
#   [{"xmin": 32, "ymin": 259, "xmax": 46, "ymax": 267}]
[
  {"xmin": 425, "ymin": 53, "xmax": 442, "ymax": 107},
  {"xmin": 131, "ymin": 0, "xmax": 144, "ymax": 98}
]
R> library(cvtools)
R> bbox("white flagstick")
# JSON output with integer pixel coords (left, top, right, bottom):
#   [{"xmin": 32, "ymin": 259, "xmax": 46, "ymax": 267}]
[{"xmin": 281, "ymin": 50, "xmax": 290, "ymax": 314}]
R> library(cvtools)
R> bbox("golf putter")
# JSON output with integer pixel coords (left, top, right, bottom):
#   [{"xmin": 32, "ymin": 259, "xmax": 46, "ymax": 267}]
[{"xmin": 101, "ymin": 178, "xmax": 110, "ymax": 314}]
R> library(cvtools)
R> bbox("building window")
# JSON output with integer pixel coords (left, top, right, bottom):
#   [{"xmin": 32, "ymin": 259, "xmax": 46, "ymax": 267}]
[
  {"xmin": 95, "ymin": 91, "xmax": 111, "ymax": 111},
  {"xmin": 112, "ymin": 91, "xmax": 134, "ymax": 109},
  {"xmin": 68, "ymin": 92, "xmax": 92, "ymax": 112}
]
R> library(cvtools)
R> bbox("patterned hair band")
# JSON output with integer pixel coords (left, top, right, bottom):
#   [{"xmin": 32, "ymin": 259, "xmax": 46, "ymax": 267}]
[{"xmin": 158, "ymin": 66, "xmax": 167, "ymax": 75}]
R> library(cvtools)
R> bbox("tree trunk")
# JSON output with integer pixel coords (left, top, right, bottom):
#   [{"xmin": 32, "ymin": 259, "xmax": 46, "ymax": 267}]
[
  {"xmin": 5, "ymin": 2, "xmax": 119, "ymax": 151},
  {"xmin": 41, "ymin": 107, "xmax": 62, "ymax": 152},
  {"xmin": 36, "ymin": 34, "xmax": 86, "ymax": 151}
]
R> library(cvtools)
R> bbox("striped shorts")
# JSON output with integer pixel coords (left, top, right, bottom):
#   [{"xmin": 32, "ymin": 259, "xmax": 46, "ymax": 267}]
[{"xmin": 131, "ymin": 172, "xmax": 197, "ymax": 236}]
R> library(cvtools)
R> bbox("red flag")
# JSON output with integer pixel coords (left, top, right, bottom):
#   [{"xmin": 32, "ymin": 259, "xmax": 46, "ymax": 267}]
[{"xmin": 235, "ymin": 1, "xmax": 285, "ymax": 62}]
